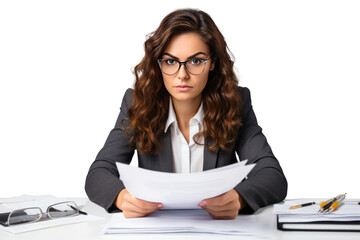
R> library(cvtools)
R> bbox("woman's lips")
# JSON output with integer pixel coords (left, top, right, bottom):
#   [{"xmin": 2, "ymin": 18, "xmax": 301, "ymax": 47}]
[{"xmin": 176, "ymin": 85, "xmax": 192, "ymax": 91}]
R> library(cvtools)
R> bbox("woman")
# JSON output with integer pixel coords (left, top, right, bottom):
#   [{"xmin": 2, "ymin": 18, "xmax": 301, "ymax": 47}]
[{"xmin": 85, "ymin": 8, "xmax": 287, "ymax": 219}]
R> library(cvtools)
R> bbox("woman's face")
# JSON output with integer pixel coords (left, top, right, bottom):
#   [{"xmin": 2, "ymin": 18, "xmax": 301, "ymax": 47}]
[{"xmin": 160, "ymin": 32, "xmax": 214, "ymax": 105}]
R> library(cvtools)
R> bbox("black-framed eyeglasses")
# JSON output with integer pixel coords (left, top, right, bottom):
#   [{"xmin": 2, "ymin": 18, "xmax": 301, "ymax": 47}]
[
  {"xmin": 157, "ymin": 55, "xmax": 212, "ymax": 76},
  {"xmin": 0, "ymin": 201, "xmax": 86, "ymax": 227}
]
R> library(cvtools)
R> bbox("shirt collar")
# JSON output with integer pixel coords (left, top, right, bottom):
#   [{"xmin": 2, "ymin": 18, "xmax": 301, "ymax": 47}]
[
  {"xmin": 164, "ymin": 97, "xmax": 204, "ymax": 133},
  {"xmin": 165, "ymin": 98, "xmax": 177, "ymax": 133}
]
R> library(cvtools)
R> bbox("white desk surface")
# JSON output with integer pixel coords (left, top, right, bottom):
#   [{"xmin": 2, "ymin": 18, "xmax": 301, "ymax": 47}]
[{"xmin": 0, "ymin": 198, "xmax": 359, "ymax": 240}]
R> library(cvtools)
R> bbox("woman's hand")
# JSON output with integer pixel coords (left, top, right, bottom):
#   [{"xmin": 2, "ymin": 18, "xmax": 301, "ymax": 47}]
[
  {"xmin": 115, "ymin": 189, "xmax": 164, "ymax": 218},
  {"xmin": 197, "ymin": 189, "xmax": 246, "ymax": 219}
]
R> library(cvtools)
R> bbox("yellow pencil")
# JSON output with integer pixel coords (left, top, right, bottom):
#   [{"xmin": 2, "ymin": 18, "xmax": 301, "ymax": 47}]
[{"xmin": 289, "ymin": 202, "xmax": 316, "ymax": 209}]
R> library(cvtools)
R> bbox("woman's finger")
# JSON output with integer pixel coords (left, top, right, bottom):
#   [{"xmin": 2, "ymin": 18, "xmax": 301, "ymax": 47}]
[
  {"xmin": 126, "ymin": 195, "xmax": 163, "ymax": 211},
  {"xmin": 205, "ymin": 208, "xmax": 238, "ymax": 219}
]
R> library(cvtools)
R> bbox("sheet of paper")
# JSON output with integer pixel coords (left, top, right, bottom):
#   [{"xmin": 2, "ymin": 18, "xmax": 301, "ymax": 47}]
[
  {"xmin": 103, "ymin": 209, "xmax": 270, "ymax": 237},
  {"xmin": 0, "ymin": 195, "xmax": 101, "ymax": 234},
  {"xmin": 116, "ymin": 161, "xmax": 255, "ymax": 209},
  {"xmin": 0, "ymin": 195, "xmax": 74, "ymax": 213}
]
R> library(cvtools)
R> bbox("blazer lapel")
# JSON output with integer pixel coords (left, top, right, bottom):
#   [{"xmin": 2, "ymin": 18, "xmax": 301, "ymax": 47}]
[
  {"xmin": 203, "ymin": 137, "xmax": 219, "ymax": 171},
  {"xmin": 157, "ymin": 129, "xmax": 173, "ymax": 173}
]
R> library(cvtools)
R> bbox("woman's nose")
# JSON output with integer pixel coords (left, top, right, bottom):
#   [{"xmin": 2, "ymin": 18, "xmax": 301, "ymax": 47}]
[{"xmin": 177, "ymin": 63, "xmax": 190, "ymax": 80}]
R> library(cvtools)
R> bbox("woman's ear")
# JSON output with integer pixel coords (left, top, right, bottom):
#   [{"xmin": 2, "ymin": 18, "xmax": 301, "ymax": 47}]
[{"xmin": 210, "ymin": 59, "xmax": 215, "ymax": 71}]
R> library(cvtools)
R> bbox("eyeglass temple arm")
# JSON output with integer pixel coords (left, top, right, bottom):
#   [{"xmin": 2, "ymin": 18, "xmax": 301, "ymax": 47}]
[{"xmin": 69, "ymin": 205, "xmax": 88, "ymax": 215}]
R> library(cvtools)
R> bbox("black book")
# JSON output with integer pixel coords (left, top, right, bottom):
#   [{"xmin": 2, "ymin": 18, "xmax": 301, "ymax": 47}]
[{"xmin": 277, "ymin": 215, "xmax": 360, "ymax": 232}]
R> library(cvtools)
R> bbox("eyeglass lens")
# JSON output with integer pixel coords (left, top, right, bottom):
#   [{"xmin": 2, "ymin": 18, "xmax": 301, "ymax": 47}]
[
  {"xmin": 159, "ymin": 59, "xmax": 207, "ymax": 75},
  {"xmin": 48, "ymin": 202, "xmax": 79, "ymax": 218},
  {"xmin": 8, "ymin": 208, "xmax": 41, "ymax": 225}
]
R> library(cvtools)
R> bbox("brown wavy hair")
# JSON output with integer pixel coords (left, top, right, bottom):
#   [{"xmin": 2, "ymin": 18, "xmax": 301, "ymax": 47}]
[{"xmin": 123, "ymin": 8, "xmax": 243, "ymax": 154}]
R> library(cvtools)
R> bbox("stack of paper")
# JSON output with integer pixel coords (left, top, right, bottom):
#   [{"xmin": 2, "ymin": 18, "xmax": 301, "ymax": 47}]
[
  {"xmin": 116, "ymin": 160, "xmax": 255, "ymax": 209},
  {"xmin": 103, "ymin": 209, "xmax": 270, "ymax": 237},
  {"xmin": 106, "ymin": 161, "xmax": 262, "ymax": 236},
  {"xmin": 273, "ymin": 199, "xmax": 360, "ymax": 231},
  {"xmin": 0, "ymin": 195, "xmax": 101, "ymax": 234}
]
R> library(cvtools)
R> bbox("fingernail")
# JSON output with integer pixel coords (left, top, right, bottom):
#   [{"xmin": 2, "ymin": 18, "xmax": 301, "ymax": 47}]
[
  {"xmin": 197, "ymin": 201, "xmax": 207, "ymax": 207},
  {"xmin": 158, "ymin": 204, "xmax": 164, "ymax": 209}
]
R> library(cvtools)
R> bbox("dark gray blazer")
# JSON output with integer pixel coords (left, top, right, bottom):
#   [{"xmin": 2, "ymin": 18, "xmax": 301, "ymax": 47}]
[{"xmin": 85, "ymin": 86, "xmax": 287, "ymax": 213}]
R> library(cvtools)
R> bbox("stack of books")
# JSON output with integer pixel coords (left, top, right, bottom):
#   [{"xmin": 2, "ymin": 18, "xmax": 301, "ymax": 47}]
[{"xmin": 273, "ymin": 199, "xmax": 360, "ymax": 232}]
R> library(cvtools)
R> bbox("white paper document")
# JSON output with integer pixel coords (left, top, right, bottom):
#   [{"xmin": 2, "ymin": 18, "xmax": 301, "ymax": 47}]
[
  {"xmin": 116, "ymin": 160, "xmax": 255, "ymax": 209},
  {"xmin": 0, "ymin": 195, "xmax": 101, "ymax": 234},
  {"xmin": 103, "ymin": 209, "xmax": 270, "ymax": 237}
]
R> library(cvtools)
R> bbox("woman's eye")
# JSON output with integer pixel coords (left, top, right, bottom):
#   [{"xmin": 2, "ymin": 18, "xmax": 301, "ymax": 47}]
[
  {"xmin": 165, "ymin": 59, "xmax": 176, "ymax": 65},
  {"xmin": 190, "ymin": 59, "xmax": 202, "ymax": 65}
]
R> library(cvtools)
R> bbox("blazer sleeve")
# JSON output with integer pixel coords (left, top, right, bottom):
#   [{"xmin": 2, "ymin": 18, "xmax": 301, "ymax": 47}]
[
  {"xmin": 234, "ymin": 87, "xmax": 287, "ymax": 213},
  {"xmin": 85, "ymin": 88, "xmax": 135, "ymax": 213}
]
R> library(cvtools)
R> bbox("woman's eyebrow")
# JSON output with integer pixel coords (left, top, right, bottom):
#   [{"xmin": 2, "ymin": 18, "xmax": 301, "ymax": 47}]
[{"xmin": 162, "ymin": 52, "xmax": 207, "ymax": 59}]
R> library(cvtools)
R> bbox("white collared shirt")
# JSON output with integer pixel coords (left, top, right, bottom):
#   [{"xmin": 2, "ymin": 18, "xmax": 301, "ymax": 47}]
[{"xmin": 164, "ymin": 98, "xmax": 205, "ymax": 173}]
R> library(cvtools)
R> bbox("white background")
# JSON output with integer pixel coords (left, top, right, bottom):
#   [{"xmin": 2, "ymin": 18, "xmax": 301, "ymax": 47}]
[{"xmin": 1, "ymin": 0, "xmax": 359, "ymax": 200}]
